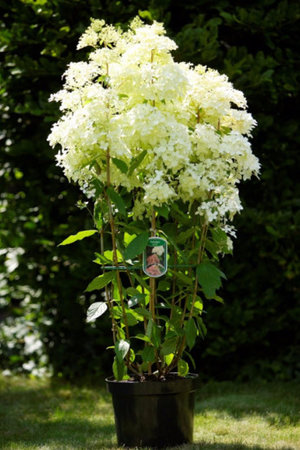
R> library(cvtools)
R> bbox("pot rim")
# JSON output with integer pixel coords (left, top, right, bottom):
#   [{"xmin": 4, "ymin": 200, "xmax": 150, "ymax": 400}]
[{"xmin": 105, "ymin": 372, "xmax": 200, "ymax": 396}]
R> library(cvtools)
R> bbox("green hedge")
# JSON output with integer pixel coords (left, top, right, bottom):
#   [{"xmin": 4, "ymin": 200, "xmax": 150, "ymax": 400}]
[{"xmin": 0, "ymin": 0, "xmax": 299, "ymax": 380}]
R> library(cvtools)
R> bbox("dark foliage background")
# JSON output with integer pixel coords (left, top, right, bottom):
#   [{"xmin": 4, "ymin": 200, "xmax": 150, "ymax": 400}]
[{"xmin": 1, "ymin": 0, "xmax": 299, "ymax": 380}]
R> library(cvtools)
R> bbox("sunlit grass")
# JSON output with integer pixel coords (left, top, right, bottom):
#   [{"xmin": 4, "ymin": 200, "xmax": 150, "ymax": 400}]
[
  {"xmin": 0, "ymin": 376, "xmax": 299, "ymax": 449},
  {"xmin": 191, "ymin": 382, "xmax": 300, "ymax": 449}
]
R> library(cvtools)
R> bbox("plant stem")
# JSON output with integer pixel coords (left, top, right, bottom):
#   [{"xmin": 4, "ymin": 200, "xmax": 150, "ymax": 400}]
[
  {"xmin": 100, "ymin": 227, "xmax": 118, "ymax": 343},
  {"xmin": 166, "ymin": 222, "xmax": 209, "ymax": 374},
  {"xmin": 139, "ymin": 255, "xmax": 148, "ymax": 334},
  {"xmin": 93, "ymin": 161, "xmax": 119, "ymax": 344},
  {"xmin": 165, "ymin": 294, "xmax": 188, "ymax": 375},
  {"xmin": 189, "ymin": 202, "xmax": 197, "ymax": 277},
  {"xmin": 170, "ymin": 221, "xmax": 178, "ymax": 320},
  {"xmin": 189, "ymin": 222, "xmax": 208, "ymax": 319},
  {"xmin": 149, "ymin": 278, "xmax": 156, "ymax": 322},
  {"xmin": 105, "ymin": 149, "xmax": 130, "ymax": 341},
  {"xmin": 149, "ymin": 210, "xmax": 156, "ymax": 323}
]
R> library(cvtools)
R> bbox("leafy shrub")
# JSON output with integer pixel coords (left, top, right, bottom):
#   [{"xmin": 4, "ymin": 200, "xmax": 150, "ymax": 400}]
[{"xmin": 0, "ymin": 0, "xmax": 299, "ymax": 380}]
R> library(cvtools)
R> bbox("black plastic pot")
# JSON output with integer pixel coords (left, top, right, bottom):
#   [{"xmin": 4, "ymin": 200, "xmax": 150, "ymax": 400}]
[{"xmin": 106, "ymin": 373, "xmax": 199, "ymax": 448}]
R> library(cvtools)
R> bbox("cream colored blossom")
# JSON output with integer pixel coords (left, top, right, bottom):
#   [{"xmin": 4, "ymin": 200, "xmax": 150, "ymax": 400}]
[
  {"xmin": 63, "ymin": 62, "xmax": 99, "ymax": 89},
  {"xmin": 222, "ymin": 109, "xmax": 257, "ymax": 135},
  {"xmin": 48, "ymin": 17, "xmax": 259, "ymax": 238}
]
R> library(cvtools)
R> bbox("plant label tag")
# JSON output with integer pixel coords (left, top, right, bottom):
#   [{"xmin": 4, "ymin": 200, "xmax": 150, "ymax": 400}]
[{"xmin": 143, "ymin": 237, "xmax": 168, "ymax": 278}]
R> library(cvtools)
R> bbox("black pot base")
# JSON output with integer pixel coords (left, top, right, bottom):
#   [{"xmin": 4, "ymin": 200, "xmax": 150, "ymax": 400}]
[{"xmin": 106, "ymin": 373, "xmax": 199, "ymax": 448}]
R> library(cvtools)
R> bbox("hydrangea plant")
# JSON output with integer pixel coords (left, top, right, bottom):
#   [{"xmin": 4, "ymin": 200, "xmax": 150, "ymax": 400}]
[{"xmin": 48, "ymin": 17, "xmax": 259, "ymax": 381}]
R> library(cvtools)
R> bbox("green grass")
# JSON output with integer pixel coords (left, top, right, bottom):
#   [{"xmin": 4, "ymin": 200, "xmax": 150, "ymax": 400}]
[{"xmin": 0, "ymin": 375, "xmax": 299, "ymax": 449}]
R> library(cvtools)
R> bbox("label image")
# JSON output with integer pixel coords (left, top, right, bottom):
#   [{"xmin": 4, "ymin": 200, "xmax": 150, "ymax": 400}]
[{"xmin": 143, "ymin": 237, "xmax": 168, "ymax": 278}]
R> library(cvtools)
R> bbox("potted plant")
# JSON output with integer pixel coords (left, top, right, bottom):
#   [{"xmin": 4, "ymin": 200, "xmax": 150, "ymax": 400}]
[{"xmin": 48, "ymin": 17, "xmax": 259, "ymax": 447}]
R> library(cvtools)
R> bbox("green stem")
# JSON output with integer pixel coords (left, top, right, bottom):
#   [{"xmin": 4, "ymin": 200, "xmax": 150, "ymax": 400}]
[
  {"xmin": 105, "ymin": 149, "xmax": 130, "ymax": 341},
  {"xmin": 189, "ymin": 222, "xmax": 208, "ymax": 319},
  {"xmin": 100, "ymin": 227, "xmax": 118, "ymax": 343},
  {"xmin": 166, "ymin": 222, "xmax": 209, "ymax": 374},
  {"xmin": 149, "ymin": 210, "xmax": 157, "ymax": 323},
  {"xmin": 170, "ymin": 222, "xmax": 178, "ymax": 321}
]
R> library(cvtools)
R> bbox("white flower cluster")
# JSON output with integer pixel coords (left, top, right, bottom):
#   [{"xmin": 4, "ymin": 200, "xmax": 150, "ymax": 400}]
[{"xmin": 48, "ymin": 17, "xmax": 259, "ymax": 229}]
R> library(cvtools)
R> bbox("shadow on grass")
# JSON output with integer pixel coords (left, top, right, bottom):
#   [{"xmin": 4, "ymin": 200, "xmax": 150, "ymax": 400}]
[
  {"xmin": 0, "ymin": 384, "xmax": 117, "ymax": 448},
  {"xmin": 1, "ymin": 379, "xmax": 299, "ymax": 449},
  {"xmin": 2, "ymin": 418, "xmax": 117, "ymax": 449}
]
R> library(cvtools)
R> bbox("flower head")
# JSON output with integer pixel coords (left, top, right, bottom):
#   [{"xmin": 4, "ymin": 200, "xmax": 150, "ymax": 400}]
[{"xmin": 48, "ymin": 17, "xmax": 259, "ymax": 238}]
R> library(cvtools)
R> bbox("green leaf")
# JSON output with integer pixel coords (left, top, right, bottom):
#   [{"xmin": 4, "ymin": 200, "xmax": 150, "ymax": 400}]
[
  {"xmin": 91, "ymin": 178, "xmax": 103, "ymax": 197},
  {"xmin": 178, "ymin": 359, "xmax": 189, "ymax": 377},
  {"xmin": 151, "ymin": 322, "xmax": 161, "ymax": 348},
  {"xmin": 204, "ymin": 239, "xmax": 219, "ymax": 258},
  {"xmin": 138, "ymin": 9, "xmax": 153, "ymax": 21},
  {"xmin": 169, "ymin": 269, "xmax": 193, "ymax": 286},
  {"xmin": 171, "ymin": 203, "xmax": 191, "ymax": 225},
  {"xmin": 126, "ymin": 310, "xmax": 143, "ymax": 326},
  {"xmin": 58, "ymin": 230, "xmax": 98, "ymax": 246},
  {"xmin": 113, "ymin": 356, "xmax": 126, "ymax": 381},
  {"xmin": 184, "ymin": 319, "xmax": 197, "ymax": 350},
  {"xmin": 184, "ymin": 351, "xmax": 196, "ymax": 370},
  {"xmin": 212, "ymin": 295, "xmax": 224, "ymax": 304},
  {"xmin": 103, "ymin": 249, "xmax": 123, "ymax": 262},
  {"xmin": 117, "ymin": 327, "xmax": 126, "ymax": 340},
  {"xmin": 196, "ymin": 262, "xmax": 226, "ymax": 298},
  {"xmin": 85, "ymin": 271, "xmax": 115, "ymax": 292},
  {"xmin": 133, "ymin": 333, "xmax": 151, "ymax": 343},
  {"xmin": 161, "ymin": 337, "xmax": 177, "ymax": 356},
  {"xmin": 146, "ymin": 319, "xmax": 153, "ymax": 339},
  {"xmin": 211, "ymin": 227, "xmax": 228, "ymax": 245},
  {"xmin": 112, "ymin": 306, "xmax": 123, "ymax": 320},
  {"xmin": 176, "ymin": 228, "xmax": 194, "ymax": 244},
  {"xmin": 128, "ymin": 150, "xmax": 147, "ymax": 175},
  {"xmin": 141, "ymin": 346, "xmax": 155, "ymax": 363},
  {"xmin": 124, "ymin": 232, "xmax": 149, "ymax": 260},
  {"xmin": 126, "ymin": 313, "xmax": 138, "ymax": 326},
  {"xmin": 124, "ymin": 232, "xmax": 136, "ymax": 246},
  {"xmin": 128, "ymin": 296, "xmax": 139, "ymax": 308},
  {"xmin": 157, "ymin": 281, "xmax": 170, "ymax": 291},
  {"xmin": 132, "ymin": 273, "xmax": 149, "ymax": 290},
  {"xmin": 107, "ymin": 187, "xmax": 126, "ymax": 216},
  {"xmin": 86, "ymin": 302, "xmax": 108, "ymax": 323},
  {"xmin": 115, "ymin": 339, "xmax": 130, "ymax": 363},
  {"xmin": 128, "ymin": 293, "xmax": 145, "ymax": 308},
  {"xmin": 112, "ymin": 157, "xmax": 128, "ymax": 174},
  {"xmin": 93, "ymin": 202, "xmax": 103, "ymax": 230},
  {"xmin": 193, "ymin": 299, "xmax": 203, "ymax": 312},
  {"xmin": 127, "ymin": 287, "xmax": 140, "ymax": 296},
  {"xmin": 135, "ymin": 307, "xmax": 151, "ymax": 319},
  {"xmin": 211, "ymin": 227, "xmax": 232, "ymax": 254},
  {"xmin": 196, "ymin": 317, "xmax": 207, "ymax": 339},
  {"xmin": 165, "ymin": 330, "xmax": 178, "ymax": 340},
  {"xmin": 164, "ymin": 353, "xmax": 174, "ymax": 366},
  {"xmin": 155, "ymin": 205, "xmax": 169, "ymax": 219},
  {"xmin": 129, "ymin": 348, "xmax": 136, "ymax": 363},
  {"xmin": 93, "ymin": 253, "xmax": 110, "ymax": 265},
  {"xmin": 160, "ymin": 225, "xmax": 187, "ymax": 262}
]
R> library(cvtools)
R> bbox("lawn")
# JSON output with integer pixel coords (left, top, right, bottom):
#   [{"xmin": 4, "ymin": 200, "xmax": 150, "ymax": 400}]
[{"xmin": 0, "ymin": 375, "xmax": 299, "ymax": 449}]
